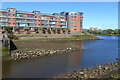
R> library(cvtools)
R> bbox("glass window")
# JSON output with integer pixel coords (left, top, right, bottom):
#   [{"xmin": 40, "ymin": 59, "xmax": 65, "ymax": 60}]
[
  {"xmin": 1, "ymin": 13, "xmax": 7, "ymax": 16},
  {"xmin": 74, "ymin": 26, "xmax": 77, "ymax": 27},
  {"xmin": 71, "ymin": 19, "xmax": 73, "ymax": 21},
  {"xmin": 13, "ymin": 23, "xmax": 15, "ymax": 24},
  {"xmin": 71, "ymin": 16, "xmax": 73, "ymax": 18},
  {"xmin": 35, "ymin": 16, "xmax": 37, "ymax": 18},
  {"xmin": 71, "ymin": 26, "xmax": 73, "ymax": 27},
  {"xmin": 27, "ymin": 15, "xmax": 34, "ymax": 18},
  {"xmin": 8, "ymin": 14, "xmax": 10, "ymax": 16},
  {"xmin": 9, "ymin": 23, "xmax": 11, "ymax": 24},
  {"xmin": 74, "ymin": 16, "xmax": 77, "ymax": 18},
  {"xmin": 39, "ymin": 24, "xmax": 40, "ymax": 25},
  {"xmin": 74, "ymin": 29, "xmax": 77, "ymax": 30},
  {"xmin": 74, "ymin": 19, "xmax": 76, "ymax": 21},
  {"xmin": 13, "ymin": 14, "xmax": 15, "ymax": 16}
]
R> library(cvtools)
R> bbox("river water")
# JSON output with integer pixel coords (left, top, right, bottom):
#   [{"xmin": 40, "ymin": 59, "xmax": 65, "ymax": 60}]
[{"xmin": 2, "ymin": 35, "xmax": 119, "ymax": 78}]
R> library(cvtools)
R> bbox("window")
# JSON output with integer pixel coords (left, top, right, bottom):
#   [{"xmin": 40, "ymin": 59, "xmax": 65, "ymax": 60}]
[
  {"xmin": 9, "ymin": 23, "xmax": 11, "ymax": 24},
  {"xmin": 8, "ymin": 18, "xmax": 11, "ymax": 20},
  {"xmin": 74, "ymin": 16, "xmax": 77, "ymax": 18},
  {"xmin": 71, "ymin": 23, "xmax": 73, "ymax": 24},
  {"xmin": 75, "ymin": 13, "xmax": 77, "ymax": 15},
  {"xmin": 74, "ymin": 19, "xmax": 76, "ymax": 21},
  {"xmin": 35, "ymin": 16, "xmax": 37, "ymax": 18},
  {"xmin": 71, "ymin": 26, "xmax": 73, "ymax": 27},
  {"xmin": 13, "ymin": 14, "xmax": 15, "ymax": 16},
  {"xmin": 8, "ymin": 10, "xmax": 10, "ymax": 12},
  {"xmin": 71, "ymin": 16, "xmax": 73, "ymax": 18},
  {"xmin": 39, "ymin": 20, "xmax": 40, "ymax": 22},
  {"xmin": 8, "ymin": 14, "xmax": 10, "ymax": 16},
  {"xmin": 75, "ymin": 22, "xmax": 76, "ymax": 24},
  {"xmin": 35, "ymin": 20, "xmax": 37, "ymax": 22},
  {"xmin": 13, "ymin": 23, "xmax": 15, "ymax": 24},
  {"xmin": 74, "ymin": 26, "xmax": 77, "ymax": 27},
  {"xmin": 71, "ymin": 19, "xmax": 73, "ymax": 21},
  {"xmin": 71, "ymin": 13, "xmax": 73, "ymax": 15},
  {"xmin": 39, "ymin": 24, "xmax": 40, "ymax": 25},
  {"xmin": 74, "ymin": 29, "xmax": 77, "ymax": 30}
]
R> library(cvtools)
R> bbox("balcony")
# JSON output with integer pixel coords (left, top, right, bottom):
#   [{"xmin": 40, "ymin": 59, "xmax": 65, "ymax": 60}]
[
  {"xmin": 0, "ymin": 19, "xmax": 8, "ymax": 22},
  {"xmin": 60, "ymin": 23, "xmax": 66, "ymax": 25},
  {"xmin": 26, "ymin": 21, "xmax": 34, "ymax": 23},
  {"xmin": 41, "ymin": 21, "xmax": 48, "ymax": 24},
  {"xmin": 16, "ymin": 20, "xmax": 25, "ymax": 23}
]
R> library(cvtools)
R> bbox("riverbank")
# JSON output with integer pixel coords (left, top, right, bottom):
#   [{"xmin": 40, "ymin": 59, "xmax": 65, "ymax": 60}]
[
  {"xmin": 55, "ymin": 58, "xmax": 120, "ymax": 79},
  {"xmin": 15, "ymin": 34, "xmax": 103, "ymax": 41},
  {"xmin": 10, "ymin": 48, "xmax": 81, "ymax": 60}
]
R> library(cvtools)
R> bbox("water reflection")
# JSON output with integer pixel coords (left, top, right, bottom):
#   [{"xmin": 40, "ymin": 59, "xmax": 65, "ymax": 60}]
[{"xmin": 2, "ymin": 35, "xmax": 118, "ymax": 78}]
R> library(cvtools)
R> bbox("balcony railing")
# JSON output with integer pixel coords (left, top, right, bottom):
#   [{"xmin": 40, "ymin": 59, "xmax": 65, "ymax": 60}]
[
  {"xmin": 26, "ymin": 21, "xmax": 34, "ymax": 23},
  {"xmin": 61, "ymin": 23, "xmax": 66, "ymax": 25},
  {"xmin": 16, "ymin": 21, "xmax": 25, "ymax": 23},
  {"xmin": 0, "ymin": 19, "xmax": 8, "ymax": 22}
]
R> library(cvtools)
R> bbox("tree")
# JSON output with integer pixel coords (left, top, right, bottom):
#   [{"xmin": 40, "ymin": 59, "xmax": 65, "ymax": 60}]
[
  {"xmin": 53, "ymin": 29, "xmax": 56, "ymax": 34},
  {"xmin": 42, "ymin": 28, "xmax": 46, "ymax": 34},
  {"xmin": 68, "ymin": 30, "xmax": 71, "ymax": 34},
  {"xmin": 15, "ymin": 27, "xmax": 20, "ymax": 33},
  {"xmin": 62, "ymin": 29, "xmax": 66, "ymax": 34},
  {"xmin": 47, "ymin": 28, "xmax": 51, "ymax": 34},
  {"xmin": 24, "ymin": 28, "xmax": 30, "ymax": 34},
  {"xmin": 34, "ymin": 28, "xmax": 39, "ymax": 33},
  {"xmin": 4, "ymin": 26, "xmax": 12, "ymax": 33},
  {"xmin": 57, "ymin": 29, "xmax": 61, "ymax": 34}
]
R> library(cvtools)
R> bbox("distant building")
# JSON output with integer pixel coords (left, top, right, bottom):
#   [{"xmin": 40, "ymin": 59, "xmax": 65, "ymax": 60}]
[{"xmin": 90, "ymin": 27, "xmax": 98, "ymax": 31}]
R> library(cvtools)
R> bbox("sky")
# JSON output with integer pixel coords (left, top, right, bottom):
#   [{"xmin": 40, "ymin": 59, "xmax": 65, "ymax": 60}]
[{"xmin": 1, "ymin": 2, "xmax": 118, "ymax": 30}]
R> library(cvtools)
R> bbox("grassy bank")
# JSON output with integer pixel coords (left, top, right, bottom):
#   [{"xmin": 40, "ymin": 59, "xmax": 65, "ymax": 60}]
[{"xmin": 13, "ymin": 34, "xmax": 103, "ymax": 41}]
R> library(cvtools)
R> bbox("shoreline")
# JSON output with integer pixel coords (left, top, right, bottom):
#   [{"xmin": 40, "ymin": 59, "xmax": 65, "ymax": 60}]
[
  {"xmin": 13, "ymin": 34, "xmax": 104, "ymax": 41},
  {"xmin": 54, "ymin": 58, "xmax": 120, "ymax": 79}
]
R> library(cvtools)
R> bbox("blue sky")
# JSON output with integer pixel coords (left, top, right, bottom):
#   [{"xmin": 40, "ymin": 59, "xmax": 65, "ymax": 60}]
[{"xmin": 1, "ymin": 2, "xmax": 118, "ymax": 30}]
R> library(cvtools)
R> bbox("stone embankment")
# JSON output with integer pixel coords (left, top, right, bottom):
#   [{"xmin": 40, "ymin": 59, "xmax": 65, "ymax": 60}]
[
  {"xmin": 55, "ymin": 58, "xmax": 120, "ymax": 79},
  {"xmin": 11, "ymin": 48, "xmax": 80, "ymax": 60}
]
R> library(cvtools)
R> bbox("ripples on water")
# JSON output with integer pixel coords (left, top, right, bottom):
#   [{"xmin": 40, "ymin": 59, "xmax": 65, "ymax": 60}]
[{"xmin": 2, "ymin": 35, "xmax": 119, "ymax": 78}]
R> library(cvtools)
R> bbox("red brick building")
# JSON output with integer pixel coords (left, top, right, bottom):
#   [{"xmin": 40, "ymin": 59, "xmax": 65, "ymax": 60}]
[{"xmin": 0, "ymin": 8, "xmax": 83, "ymax": 33}]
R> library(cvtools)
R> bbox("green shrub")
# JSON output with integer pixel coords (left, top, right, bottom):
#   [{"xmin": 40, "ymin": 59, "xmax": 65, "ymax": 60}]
[
  {"xmin": 8, "ymin": 34, "xmax": 19, "ymax": 40},
  {"xmin": 47, "ymin": 28, "xmax": 51, "ymax": 34},
  {"xmin": 53, "ymin": 29, "xmax": 56, "ymax": 34},
  {"xmin": 57, "ymin": 29, "xmax": 61, "ymax": 34},
  {"xmin": 42, "ymin": 28, "xmax": 46, "ymax": 34},
  {"xmin": 68, "ymin": 30, "xmax": 71, "ymax": 34}
]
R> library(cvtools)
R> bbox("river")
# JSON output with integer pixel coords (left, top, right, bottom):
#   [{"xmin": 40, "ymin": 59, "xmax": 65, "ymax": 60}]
[{"xmin": 2, "ymin": 35, "xmax": 119, "ymax": 78}]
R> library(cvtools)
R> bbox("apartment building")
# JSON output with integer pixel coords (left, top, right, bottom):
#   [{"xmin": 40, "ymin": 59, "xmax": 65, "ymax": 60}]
[
  {"xmin": 0, "ymin": 8, "xmax": 83, "ymax": 33},
  {"xmin": 60, "ymin": 12, "xmax": 83, "ymax": 33}
]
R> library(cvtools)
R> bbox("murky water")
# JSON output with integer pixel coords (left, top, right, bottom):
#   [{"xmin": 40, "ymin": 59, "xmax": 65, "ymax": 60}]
[{"xmin": 2, "ymin": 35, "xmax": 119, "ymax": 78}]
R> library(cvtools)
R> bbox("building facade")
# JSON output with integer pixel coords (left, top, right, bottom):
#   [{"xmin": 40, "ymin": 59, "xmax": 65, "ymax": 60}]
[
  {"xmin": 0, "ymin": 8, "xmax": 83, "ymax": 33},
  {"xmin": 60, "ymin": 12, "xmax": 83, "ymax": 33}
]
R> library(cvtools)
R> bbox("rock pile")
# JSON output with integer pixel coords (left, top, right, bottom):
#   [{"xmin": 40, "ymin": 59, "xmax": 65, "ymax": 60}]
[
  {"xmin": 11, "ymin": 48, "xmax": 80, "ymax": 60},
  {"xmin": 56, "ymin": 58, "xmax": 120, "ymax": 78}
]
